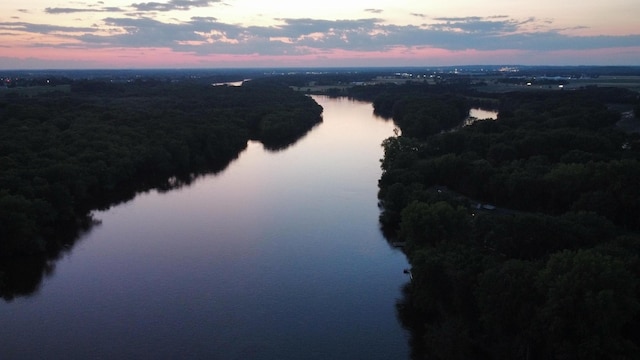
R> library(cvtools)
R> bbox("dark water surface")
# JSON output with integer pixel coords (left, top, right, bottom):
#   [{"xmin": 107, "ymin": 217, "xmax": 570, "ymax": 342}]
[{"xmin": 0, "ymin": 96, "xmax": 409, "ymax": 359}]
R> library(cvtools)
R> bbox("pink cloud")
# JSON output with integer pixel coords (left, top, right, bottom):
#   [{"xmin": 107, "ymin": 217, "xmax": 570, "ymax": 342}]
[{"xmin": 2, "ymin": 45, "xmax": 639, "ymax": 69}]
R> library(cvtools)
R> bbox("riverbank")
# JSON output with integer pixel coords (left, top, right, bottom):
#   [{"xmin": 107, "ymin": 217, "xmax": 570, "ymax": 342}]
[
  {"xmin": 1, "ymin": 95, "xmax": 409, "ymax": 360},
  {"xmin": 0, "ymin": 80, "xmax": 321, "ymax": 257},
  {"xmin": 376, "ymin": 85, "xmax": 640, "ymax": 359}
]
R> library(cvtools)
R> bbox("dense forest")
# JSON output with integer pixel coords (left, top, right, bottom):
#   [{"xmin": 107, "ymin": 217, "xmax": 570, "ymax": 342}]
[
  {"xmin": 366, "ymin": 83, "xmax": 640, "ymax": 359},
  {"xmin": 4, "ymin": 68, "xmax": 640, "ymax": 357},
  {"xmin": 0, "ymin": 79, "xmax": 322, "ymax": 260}
]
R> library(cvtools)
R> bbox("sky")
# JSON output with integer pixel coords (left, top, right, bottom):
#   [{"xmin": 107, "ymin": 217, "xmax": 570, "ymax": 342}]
[{"xmin": 1, "ymin": 0, "xmax": 639, "ymax": 69}]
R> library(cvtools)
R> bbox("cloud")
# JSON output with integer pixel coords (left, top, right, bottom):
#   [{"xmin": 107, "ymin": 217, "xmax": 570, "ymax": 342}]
[
  {"xmin": 45, "ymin": 7, "xmax": 125, "ymax": 14},
  {"xmin": 5, "ymin": 13, "xmax": 640, "ymax": 59},
  {"xmin": 0, "ymin": 21, "xmax": 96, "ymax": 34},
  {"xmin": 131, "ymin": 0, "xmax": 222, "ymax": 12},
  {"xmin": 429, "ymin": 16, "xmax": 528, "ymax": 34},
  {"xmin": 44, "ymin": 0, "xmax": 222, "ymax": 15},
  {"xmin": 274, "ymin": 18, "xmax": 381, "ymax": 36},
  {"xmin": 365, "ymin": 9, "xmax": 383, "ymax": 14}
]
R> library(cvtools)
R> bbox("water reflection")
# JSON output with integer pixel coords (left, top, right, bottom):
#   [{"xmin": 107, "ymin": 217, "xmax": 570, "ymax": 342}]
[
  {"xmin": 211, "ymin": 79, "xmax": 249, "ymax": 87},
  {"xmin": 0, "ymin": 95, "xmax": 409, "ymax": 359},
  {"xmin": 258, "ymin": 119, "xmax": 323, "ymax": 152},
  {"xmin": 0, "ymin": 155, "xmax": 239, "ymax": 302},
  {"xmin": 0, "ymin": 96, "xmax": 323, "ymax": 302},
  {"xmin": 464, "ymin": 108, "xmax": 499, "ymax": 126},
  {"xmin": 0, "ymin": 218, "xmax": 96, "ymax": 301}
]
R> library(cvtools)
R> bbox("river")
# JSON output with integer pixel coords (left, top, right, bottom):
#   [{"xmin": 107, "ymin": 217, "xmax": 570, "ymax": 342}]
[{"xmin": 0, "ymin": 96, "xmax": 410, "ymax": 359}]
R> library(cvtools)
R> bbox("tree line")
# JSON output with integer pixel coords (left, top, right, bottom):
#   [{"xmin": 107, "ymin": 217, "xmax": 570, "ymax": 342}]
[
  {"xmin": 374, "ymin": 83, "xmax": 640, "ymax": 359},
  {"xmin": 0, "ymin": 79, "xmax": 322, "ymax": 260}
]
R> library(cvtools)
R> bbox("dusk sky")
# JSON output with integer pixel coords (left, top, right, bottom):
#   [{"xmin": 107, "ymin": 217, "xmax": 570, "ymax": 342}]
[{"xmin": 1, "ymin": 0, "xmax": 639, "ymax": 69}]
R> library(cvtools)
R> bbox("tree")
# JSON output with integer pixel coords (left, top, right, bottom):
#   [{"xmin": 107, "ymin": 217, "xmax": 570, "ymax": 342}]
[
  {"xmin": 477, "ymin": 259, "xmax": 542, "ymax": 358},
  {"xmin": 536, "ymin": 249, "xmax": 640, "ymax": 359},
  {"xmin": 399, "ymin": 200, "xmax": 470, "ymax": 249}
]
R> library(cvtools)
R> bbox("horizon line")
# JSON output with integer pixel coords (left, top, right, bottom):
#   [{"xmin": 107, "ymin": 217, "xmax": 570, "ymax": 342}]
[{"xmin": 3, "ymin": 64, "xmax": 640, "ymax": 72}]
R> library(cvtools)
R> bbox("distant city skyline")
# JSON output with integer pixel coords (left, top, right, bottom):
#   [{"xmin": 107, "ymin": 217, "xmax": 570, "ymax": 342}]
[{"xmin": 1, "ymin": 0, "xmax": 639, "ymax": 69}]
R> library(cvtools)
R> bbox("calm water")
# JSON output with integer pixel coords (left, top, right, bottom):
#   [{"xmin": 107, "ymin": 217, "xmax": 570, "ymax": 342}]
[
  {"xmin": 469, "ymin": 108, "xmax": 498, "ymax": 120},
  {"xmin": 465, "ymin": 108, "xmax": 499, "ymax": 126},
  {"xmin": 0, "ymin": 96, "xmax": 409, "ymax": 359}
]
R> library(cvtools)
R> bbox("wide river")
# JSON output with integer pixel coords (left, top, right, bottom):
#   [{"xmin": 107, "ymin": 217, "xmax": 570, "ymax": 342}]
[{"xmin": 0, "ymin": 96, "xmax": 410, "ymax": 359}]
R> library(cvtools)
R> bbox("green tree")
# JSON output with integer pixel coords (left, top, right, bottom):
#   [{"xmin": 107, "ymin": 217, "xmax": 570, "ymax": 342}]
[
  {"xmin": 536, "ymin": 249, "xmax": 640, "ymax": 359},
  {"xmin": 477, "ymin": 259, "xmax": 542, "ymax": 358},
  {"xmin": 399, "ymin": 200, "xmax": 470, "ymax": 249}
]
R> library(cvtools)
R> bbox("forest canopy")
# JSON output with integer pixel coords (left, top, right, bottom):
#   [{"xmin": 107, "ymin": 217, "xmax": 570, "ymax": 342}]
[
  {"xmin": 0, "ymin": 79, "xmax": 322, "ymax": 257},
  {"xmin": 373, "ymin": 83, "xmax": 640, "ymax": 359}
]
